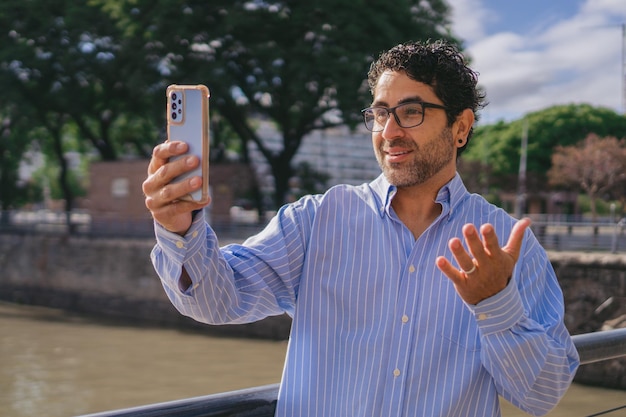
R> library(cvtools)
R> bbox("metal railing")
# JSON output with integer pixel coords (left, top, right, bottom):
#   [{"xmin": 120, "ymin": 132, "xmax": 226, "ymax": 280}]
[
  {"xmin": 530, "ymin": 219, "xmax": 626, "ymax": 253},
  {"xmin": 80, "ymin": 328, "xmax": 626, "ymax": 417},
  {"xmin": 3, "ymin": 209, "xmax": 626, "ymax": 252}
]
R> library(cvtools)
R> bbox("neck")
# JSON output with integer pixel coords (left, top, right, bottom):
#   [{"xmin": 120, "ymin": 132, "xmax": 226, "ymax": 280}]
[{"xmin": 390, "ymin": 172, "xmax": 454, "ymax": 239}]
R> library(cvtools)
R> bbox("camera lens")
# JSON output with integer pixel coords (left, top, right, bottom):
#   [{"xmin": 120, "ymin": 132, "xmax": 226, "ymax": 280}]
[
  {"xmin": 172, "ymin": 93, "xmax": 178, "ymax": 101},
  {"xmin": 172, "ymin": 103, "xmax": 177, "ymax": 110},
  {"xmin": 171, "ymin": 112, "xmax": 177, "ymax": 120}
]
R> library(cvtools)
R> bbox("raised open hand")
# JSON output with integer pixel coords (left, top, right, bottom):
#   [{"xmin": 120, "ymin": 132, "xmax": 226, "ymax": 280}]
[{"xmin": 435, "ymin": 218, "xmax": 531, "ymax": 305}]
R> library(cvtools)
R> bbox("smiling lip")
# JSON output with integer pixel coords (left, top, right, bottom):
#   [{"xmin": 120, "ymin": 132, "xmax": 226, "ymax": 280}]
[{"xmin": 384, "ymin": 147, "xmax": 413, "ymax": 163}]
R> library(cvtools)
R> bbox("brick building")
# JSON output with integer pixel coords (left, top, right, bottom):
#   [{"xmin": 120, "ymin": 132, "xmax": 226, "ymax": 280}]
[{"xmin": 86, "ymin": 159, "xmax": 257, "ymax": 236}]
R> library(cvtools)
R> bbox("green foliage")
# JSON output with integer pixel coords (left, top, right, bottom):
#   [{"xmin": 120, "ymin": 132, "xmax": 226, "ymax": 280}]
[
  {"xmin": 94, "ymin": 0, "xmax": 459, "ymax": 207},
  {"xmin": 30, "ymin": 161, "xmax": 86, "ymax": 201},
  {"xmin": 576, "ymin": 195, "xmax": 623, "ymax": 218},
  {"xmin": 465, "ymin": 104, "xmax": 626, "ymax": 193},
  {"xmin": 0, "ymin": 0, "xmax": 461, "ymax": 210},
  {"xmin": 0, "ymin": 105, "xmax": 37, "ymax": 209}
]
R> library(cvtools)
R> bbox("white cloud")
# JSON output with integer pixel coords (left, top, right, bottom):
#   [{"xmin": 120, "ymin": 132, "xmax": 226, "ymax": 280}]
[
  {"xmin": 447, "ymin": 0, "xmax": 493, "ymax": 43},
  {"xmin": 447, "ymin": 0, "xmax": 626, "ymax": 123}
]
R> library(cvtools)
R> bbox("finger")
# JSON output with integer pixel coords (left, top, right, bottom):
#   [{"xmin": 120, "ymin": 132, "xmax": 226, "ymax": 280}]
[
  {"xmin": 448, "ymin": 237, "xmax": 475, "ymax": 273},
  {"xmin": 143, "ymin": 156, "xmax": 201, "ymax": 207},
  {"xmin": 462, "ymin": 223, "xmax": 488, "ymax": 263},
  {"xmin": 435, "ymin": 256, "xmax": 465, "ymax": 286},
  {"xmin": 503, "ymin": 217, "xmax": 532, "ymax": 260},
  {"xmin": 479, "ymin": 223, "xmax": 501, "ymax": 257},
  {"xmin": 148, "ymin": 141, "xmax": 189, "ymax": 174}
]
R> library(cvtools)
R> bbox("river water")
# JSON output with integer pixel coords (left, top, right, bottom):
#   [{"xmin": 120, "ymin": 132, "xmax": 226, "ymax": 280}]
[{"xmin": 1, "ymin": 301, "xmax": 624, "ymax": 417}]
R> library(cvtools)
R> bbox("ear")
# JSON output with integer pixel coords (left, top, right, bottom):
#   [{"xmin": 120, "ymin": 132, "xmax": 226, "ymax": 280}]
[{"xmin": 452, "ymin": 109, "xmax": 474, "ymax": 146}]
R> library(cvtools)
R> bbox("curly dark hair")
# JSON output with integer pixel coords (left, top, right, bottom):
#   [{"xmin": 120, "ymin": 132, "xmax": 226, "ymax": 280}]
[{"xmin": 367, "ymin": 39, "xmax": 487, "ymax": 155}]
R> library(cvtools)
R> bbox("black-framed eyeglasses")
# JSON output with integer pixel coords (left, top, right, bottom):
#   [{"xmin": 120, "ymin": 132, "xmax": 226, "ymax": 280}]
[{"xmin": 361, "ymin": 101, "xmax": 447, "ymax": 132}]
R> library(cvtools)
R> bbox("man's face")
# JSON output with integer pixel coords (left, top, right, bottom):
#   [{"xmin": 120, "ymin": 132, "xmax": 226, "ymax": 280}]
[{"xmin": 371, "ymin": 70, "xmax": 456, "ymax": 189}]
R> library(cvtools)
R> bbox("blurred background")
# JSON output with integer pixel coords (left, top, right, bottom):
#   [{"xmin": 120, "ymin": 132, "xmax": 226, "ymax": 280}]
[{"xmin": 1, "ymin": 0, "xmax": 626, "ymax": 416}]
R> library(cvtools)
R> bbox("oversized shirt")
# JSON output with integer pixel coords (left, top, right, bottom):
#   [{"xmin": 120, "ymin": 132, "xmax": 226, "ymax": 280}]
[{"xmin": 152, "ymin": 173, "xmax": 579, "ymax": 417}]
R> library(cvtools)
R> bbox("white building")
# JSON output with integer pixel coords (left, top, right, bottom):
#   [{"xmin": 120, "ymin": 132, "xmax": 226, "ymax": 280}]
[{"xmin": 248, "ymin": 121, "xmax": 380, "ymax": 198}]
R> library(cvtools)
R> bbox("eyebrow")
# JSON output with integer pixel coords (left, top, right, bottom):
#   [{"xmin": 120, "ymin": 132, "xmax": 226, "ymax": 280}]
[{"xmin": 371, "ymin": 96, "xmax": 428, "ymax": 107}]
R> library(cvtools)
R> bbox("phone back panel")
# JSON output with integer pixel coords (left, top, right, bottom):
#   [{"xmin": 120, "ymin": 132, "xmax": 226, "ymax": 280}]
[{"xmin": 166, "ymin": 85, "xmax": 210, "ymax": 203}]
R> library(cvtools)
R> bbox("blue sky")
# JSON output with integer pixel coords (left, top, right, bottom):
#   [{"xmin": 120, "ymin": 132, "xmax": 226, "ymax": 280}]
[{"xmin": 447, "ymin": 0, "xmax": 626, "ymax": 124}]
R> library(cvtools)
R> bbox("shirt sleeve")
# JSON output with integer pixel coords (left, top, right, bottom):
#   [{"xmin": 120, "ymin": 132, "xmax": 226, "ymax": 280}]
[
  {"xmin": 468, "ymin": 235, "xmax": 580, "ymax": 415},
  {"xmin": 150, "ymin": 198, "xmax": 317, "ymax": 325}
]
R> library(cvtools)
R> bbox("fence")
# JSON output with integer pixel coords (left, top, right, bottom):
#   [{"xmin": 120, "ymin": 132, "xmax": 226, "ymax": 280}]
[{"xmin": 3, "ymin": 209, "xmax": 626, "ymax": 252}]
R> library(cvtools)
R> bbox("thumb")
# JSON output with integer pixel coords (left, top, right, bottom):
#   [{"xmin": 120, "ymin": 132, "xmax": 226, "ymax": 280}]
[{"xmin": 503, "ymin": 217, "xmax": 532, "ymax": 261}]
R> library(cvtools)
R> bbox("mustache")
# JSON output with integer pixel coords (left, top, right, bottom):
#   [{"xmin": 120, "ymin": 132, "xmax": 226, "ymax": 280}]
[{"xmin": 380, "ymin": 139, "xmax": 418, "ymax": 151}]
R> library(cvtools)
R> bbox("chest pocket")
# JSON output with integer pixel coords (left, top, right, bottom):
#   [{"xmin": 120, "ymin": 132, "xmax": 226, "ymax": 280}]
[{"xmin": 437, "ymin": 292, "xmax": 482, "ymax": 352}]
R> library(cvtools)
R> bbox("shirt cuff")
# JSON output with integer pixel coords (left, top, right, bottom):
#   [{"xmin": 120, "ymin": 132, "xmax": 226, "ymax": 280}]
[
  {"xmin": 469, "ymin": 277, "xmax": 525, "ymax": 336},
  {"xmin": 153, "ymin": 214, "xmax": 206, "ymax": 266}
]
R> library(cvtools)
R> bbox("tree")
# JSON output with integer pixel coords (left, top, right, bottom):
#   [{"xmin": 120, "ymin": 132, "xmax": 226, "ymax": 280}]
[
  {"xmin": 0, "ymin": 105, "xmax": 35, "ymax": 219},
  {"xmin": 464, "ymin": 104, "xmax": 626, "ymax": 195},
  {"xmin": 0, "ymin": 0, "xmax": 163, "ymax": 219},
  {"xmin": 547, "ymin": 134, "xmax": 626, "ymax": 221},
  {"xmin": 100, "ymin": 0, "xmax": 459, "ymax": 208}
]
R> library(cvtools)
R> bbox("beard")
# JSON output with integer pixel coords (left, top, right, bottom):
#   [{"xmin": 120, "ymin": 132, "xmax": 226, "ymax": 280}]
[{"xmin": 376, "ymin": 127, "xmax": 455, "ymax": 188}]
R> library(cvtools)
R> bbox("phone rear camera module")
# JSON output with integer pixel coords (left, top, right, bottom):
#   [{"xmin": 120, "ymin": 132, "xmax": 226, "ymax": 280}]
[
  {"xmin": 172, "ymin": 103, "xmax": 178, "ymax": 110},
  {"xmin": 172, "ymin": 93, "xmax": 178, "ymax": 101},
  {"xmin": 171, "ymin": 112, "xmax": 177, "ymax": 120}
]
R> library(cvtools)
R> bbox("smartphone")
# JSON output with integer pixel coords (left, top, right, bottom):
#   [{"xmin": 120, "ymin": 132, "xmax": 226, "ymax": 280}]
[{"xmin": 166, "ymin": 84, "xmax": 210, "ymax": 203}]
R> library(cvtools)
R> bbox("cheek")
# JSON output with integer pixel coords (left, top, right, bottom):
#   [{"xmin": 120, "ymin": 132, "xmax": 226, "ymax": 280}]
[{"xmin": 372, "ymin": 133, "xmax": 382, "ymax": 149}]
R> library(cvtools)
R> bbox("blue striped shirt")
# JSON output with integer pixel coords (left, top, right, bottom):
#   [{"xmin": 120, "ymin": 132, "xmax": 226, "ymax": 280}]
[{"xmin": 151, "ymin": 173, "xmax": 579, "ymax": 417}]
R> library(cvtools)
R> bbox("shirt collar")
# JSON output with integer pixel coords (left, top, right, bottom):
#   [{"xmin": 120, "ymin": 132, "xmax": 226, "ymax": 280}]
[{"xmin": 370, "ymin": 173, "xmax": 468, "ymax": 219}]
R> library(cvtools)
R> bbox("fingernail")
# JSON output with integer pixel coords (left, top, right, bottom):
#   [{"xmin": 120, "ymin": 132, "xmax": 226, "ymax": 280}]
[
  {"xmin": 190, "ymin": 177, "xmax": 201, "ymax": 187},
  {"xmin": 176, "ymin": 143, "xmax": 186, "ymax": 152},
  {"xmin": 186, "ymin": 156, "xmax": 196, "ymax": 166}
]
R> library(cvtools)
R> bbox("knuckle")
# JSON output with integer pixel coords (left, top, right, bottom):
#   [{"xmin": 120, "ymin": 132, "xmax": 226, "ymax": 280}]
[
  {"xmin": 141, "ymin": 179, "xmax": 151, "ymax": 195},
  {"xmin": 144, "ymin": 196, "xmax": 156, "ymax": 210},
  {"xmin": 159, "ymin": 185, "xmax": 173, "ymax": 200}
]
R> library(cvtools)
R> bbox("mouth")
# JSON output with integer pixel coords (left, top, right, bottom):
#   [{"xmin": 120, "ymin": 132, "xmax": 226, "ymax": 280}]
[{"xmin": 383, "ymin": 147, "xmax": 413, "ymax": 163}]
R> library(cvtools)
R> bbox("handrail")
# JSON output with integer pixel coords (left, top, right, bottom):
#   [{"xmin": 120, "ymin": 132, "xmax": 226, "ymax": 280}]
[
  {"xmin": 572, "ymin": 327, "xmax": 626, "ymax": 365},
  {"xmin": 81, "ymin": 383, "xmax": 280, "ymax": 417},
  {"xmin": 80, "ymin": 328, "xmax": 626, "ymax": 417}
]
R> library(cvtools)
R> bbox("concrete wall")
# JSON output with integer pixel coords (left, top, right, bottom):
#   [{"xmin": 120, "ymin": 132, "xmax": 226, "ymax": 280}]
[
  {"xmin": 1, "ymin": 234, "xmax": 625, "ymax": 387},
  {"xmin": 0, "ymin": 234, "xmax": 290, "ymax": 339}
]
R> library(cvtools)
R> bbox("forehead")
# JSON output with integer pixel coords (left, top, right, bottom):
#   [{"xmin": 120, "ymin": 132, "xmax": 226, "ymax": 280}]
[{"xmin": 372, "ymin": 70, "xmax": 438, "ymax": 106}]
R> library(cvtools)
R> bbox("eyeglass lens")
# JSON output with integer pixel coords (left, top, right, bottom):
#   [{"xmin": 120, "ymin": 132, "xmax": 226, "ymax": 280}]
[{"xmin": 363, "ymin": 102, "xmax": 425, "ymax": 131}]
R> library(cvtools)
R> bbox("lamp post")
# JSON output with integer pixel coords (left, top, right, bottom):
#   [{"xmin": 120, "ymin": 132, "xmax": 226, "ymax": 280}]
[
  {"xmin": 622, "ymin": 23, "xmax": 626, "ymax": 114},
  {"xmin": 515, "ymin": 118, "xmax": 528, "ymax": 219}
]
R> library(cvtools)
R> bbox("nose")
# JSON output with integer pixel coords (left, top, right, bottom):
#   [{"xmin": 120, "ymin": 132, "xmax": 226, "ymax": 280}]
[{"xmin": 381, "ymin": 112, "xmax": 405, "ymax": 139}]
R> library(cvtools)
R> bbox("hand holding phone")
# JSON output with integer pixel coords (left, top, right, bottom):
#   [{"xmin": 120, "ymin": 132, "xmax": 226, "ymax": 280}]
[{"xmin": 166, "ymin": 84, "xmax": 210, "ymax": 204}]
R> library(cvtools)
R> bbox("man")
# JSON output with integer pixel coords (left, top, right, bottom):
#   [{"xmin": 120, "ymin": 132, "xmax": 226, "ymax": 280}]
[{"xmin": 143, "ymin": 40, "xmax": 579, "ymax": 416}]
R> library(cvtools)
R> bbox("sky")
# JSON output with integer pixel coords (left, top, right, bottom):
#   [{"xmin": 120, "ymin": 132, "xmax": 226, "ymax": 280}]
[{"xmin": 446, "ymin": 0, "xmax": 626, "ymax": 124}]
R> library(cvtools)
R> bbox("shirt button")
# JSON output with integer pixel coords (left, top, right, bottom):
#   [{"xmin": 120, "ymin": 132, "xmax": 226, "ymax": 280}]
[
  {"xmin": 393, "ymin": 369, "xmax": 401, "ymax": 377},
  {"xmin": 401, "ymin": 315, "xmax": 409, "ymax": 323},
  {"xmin": 478, "ymin": 313, "xmax": 488, "ymax": 321},
  {"xmin": 192, "ymin": 231, "xmax": 198, "ymax": 238},
  {"xmin": 176, "ymin": 241, "xmax": 184, "ymax": 249},
  {"xmin": 409, "ymin": 265, "xmax": 416, "ymax": 273}
]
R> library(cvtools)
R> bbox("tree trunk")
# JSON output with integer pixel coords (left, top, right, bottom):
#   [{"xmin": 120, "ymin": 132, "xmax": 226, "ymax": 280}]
[
  {"xmin": 50, "ymin": 125, "xmax": 75, "ymax": 235},
  {"xmin": 269, "ymin": 154, "xmax": 294, "ymax": 210}
]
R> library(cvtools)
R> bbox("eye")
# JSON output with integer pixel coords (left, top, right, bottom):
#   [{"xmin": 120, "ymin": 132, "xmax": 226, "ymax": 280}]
[
  {"xmin": 371, "ymin": 108, "xmax": 389, "ymax": 121},
  {"xmin": 399, "ymin": 104, "xmax": 423, "ymax": 118}
]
